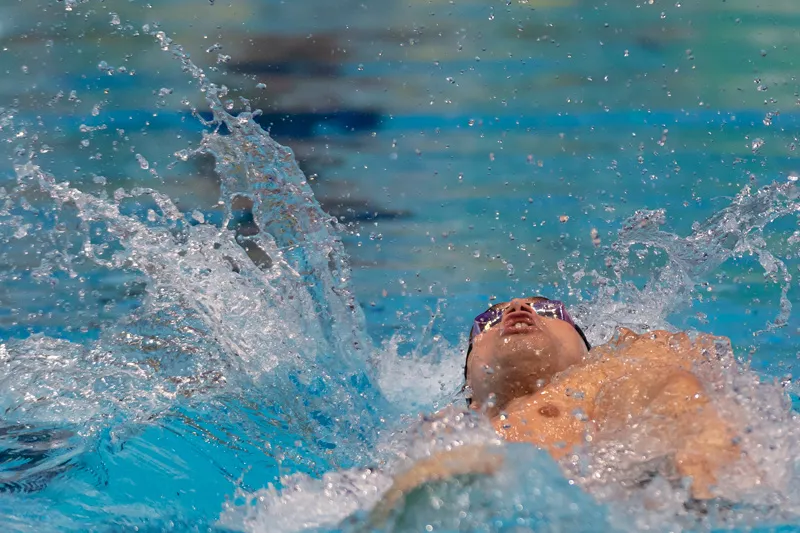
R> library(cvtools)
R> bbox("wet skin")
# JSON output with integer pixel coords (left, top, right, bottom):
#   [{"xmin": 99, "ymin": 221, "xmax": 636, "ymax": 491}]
[
  {"xmin": 377, "ymin": 299, "xmax": 749, "ymax": 515},
  {"xmin": 483, "ymin": 324, "xmax": 740, "ymax": 499}
]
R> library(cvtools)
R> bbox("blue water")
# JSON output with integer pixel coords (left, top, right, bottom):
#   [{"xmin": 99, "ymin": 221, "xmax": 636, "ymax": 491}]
[{"xmin": 0, "ymin": 0, "xmax": 800, "ymax": 531}]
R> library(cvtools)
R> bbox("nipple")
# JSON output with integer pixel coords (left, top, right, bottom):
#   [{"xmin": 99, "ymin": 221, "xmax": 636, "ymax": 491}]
[{"xmin": 538, "ymin": 404, "xmax": 560, "ymax": 418}]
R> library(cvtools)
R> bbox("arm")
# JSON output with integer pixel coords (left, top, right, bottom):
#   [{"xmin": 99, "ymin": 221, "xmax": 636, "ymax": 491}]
[
  {"xmin": 369, "ymin": 445, "xmax": 503, "ymax": 525},
  {"xmin": 594, "ymin": 329, "xmax": 746, "ymax": 499},
  {"xmin": 645, "ymin": 369, "xmax": 741, "ymax": 499}
]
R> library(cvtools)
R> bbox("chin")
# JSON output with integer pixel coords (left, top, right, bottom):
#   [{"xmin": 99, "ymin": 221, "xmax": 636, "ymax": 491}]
[
  {"xmin": 499, "ymin": 328, "xmax": 549, "ymax": 351},
  {"xmin": 495, "ymin": 333, "xmax": 553, "ymax": 367}
]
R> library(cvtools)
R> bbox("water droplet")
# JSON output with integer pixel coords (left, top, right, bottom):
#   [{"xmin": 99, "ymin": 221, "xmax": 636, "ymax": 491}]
[
  {"xmin": 591, "ymin": 228, "xmax": 601, "ymax": 246},
  {"xmin": 110, "ymin": 13, "xmax": 121, "ymax": 25},
  {"xmin": 154, "ymin": 31, "xmax": 172, "ymax": 51},
  {"xmin": 255, "ymin": 82, "xmax": 266, "ymax": 90},
  {"xmin": 79, "ymin": 124, "xmax": 107, "ymax": 133},
  {"xmin": 572, "ymin": 408, "xmax": 588, "ymax": 421},
  {"xmin": 136, "ymin": 154, "xmax": 149, "ymax": 170},
  {"xmin": 97, "ymin": 61, "xmax": 114, "ymax": 75},
  {"xmin": 14, "ymin": 225, "xmax": 29, "ymax": 239}
]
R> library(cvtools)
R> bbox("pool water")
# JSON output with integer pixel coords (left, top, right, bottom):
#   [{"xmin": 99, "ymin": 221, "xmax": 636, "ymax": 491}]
[{"xmin": 0, "ymin": 0, "xmax": 800, "ymax": 531}]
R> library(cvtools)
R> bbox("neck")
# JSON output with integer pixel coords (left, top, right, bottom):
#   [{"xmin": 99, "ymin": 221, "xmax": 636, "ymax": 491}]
[{"xmin": 474, "ymin": 371, "xmax": 553, "ymax": 418}]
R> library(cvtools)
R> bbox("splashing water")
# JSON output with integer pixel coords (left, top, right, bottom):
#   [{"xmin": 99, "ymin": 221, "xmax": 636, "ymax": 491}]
[
  {"xmin": 0, "ymin": 18, "xmax": 799, "ymax": 533},
  {"xmin": 0, "ymin": 25, "xmax": 391, "ymax": 529},
  {"xmin": 217, "ymin": 180, "xmax": 800, "ymax": 533},
  {"xmin": 572, "ymin": 182, "xmax": 799, "ymax": 345}
]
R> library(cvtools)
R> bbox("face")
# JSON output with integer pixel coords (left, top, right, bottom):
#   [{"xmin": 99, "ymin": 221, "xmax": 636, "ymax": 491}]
[{"xmin": 465, "ymin": 297, "xmax": 588, "ymax": 411}]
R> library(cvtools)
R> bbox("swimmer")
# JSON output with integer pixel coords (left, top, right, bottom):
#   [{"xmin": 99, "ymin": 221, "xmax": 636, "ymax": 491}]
[{"xmin": 375, "ymin": 296, "xmax": 755, "ymax": 519}]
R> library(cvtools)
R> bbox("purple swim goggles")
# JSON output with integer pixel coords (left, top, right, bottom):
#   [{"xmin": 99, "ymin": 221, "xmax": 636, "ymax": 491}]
[{"xmin": 468, "ymin": 296, "xmax": 590, "ymax": 350}]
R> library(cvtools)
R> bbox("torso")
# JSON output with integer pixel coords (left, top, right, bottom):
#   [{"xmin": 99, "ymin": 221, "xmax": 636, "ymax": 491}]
[{"xmin": 492, "ymin": 328, "xmax": 719, "ymax": 458}]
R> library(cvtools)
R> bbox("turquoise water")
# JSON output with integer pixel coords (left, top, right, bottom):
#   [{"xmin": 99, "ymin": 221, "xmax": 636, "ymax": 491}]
[{"xmin": 0, "ymin": 0, "xmax": 799, "ymax": 531}]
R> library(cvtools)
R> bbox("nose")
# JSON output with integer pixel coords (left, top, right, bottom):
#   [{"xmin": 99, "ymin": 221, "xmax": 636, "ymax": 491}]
[{"xmin": 506, "ymin": 298, "xmax": 534, "ymax": 314}]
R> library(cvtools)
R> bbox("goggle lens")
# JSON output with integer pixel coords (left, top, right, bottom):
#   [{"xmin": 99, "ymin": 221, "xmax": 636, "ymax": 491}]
[{"xmin": 468, "ymin": 297, "xmax": 576, "ymax": 343}]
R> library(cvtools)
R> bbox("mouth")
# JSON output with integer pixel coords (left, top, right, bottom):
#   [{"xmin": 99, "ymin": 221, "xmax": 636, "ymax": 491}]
[{"xmin": 500, "ymin": 312, "xmax": 539, "ymax": 336}]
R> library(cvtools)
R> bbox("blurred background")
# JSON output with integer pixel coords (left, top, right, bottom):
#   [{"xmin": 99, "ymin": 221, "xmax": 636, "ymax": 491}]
[
  {"xmin": 0, "ymin": 1, "xmax": 799, "ymax": 530},
  {"xmin": 1, "ymin": 0, "xmax": 798, "ymax": 371}
]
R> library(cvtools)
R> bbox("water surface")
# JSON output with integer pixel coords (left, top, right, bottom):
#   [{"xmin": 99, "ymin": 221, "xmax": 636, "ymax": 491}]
[{"xmin": 0, "ymin": 1, "xmax": 799, "ymax": 531}]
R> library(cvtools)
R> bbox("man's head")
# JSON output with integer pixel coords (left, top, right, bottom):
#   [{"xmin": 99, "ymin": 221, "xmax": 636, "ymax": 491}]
[{"xmin": 464, "ymin": 297, "xmax": 590, "ymax": 413}]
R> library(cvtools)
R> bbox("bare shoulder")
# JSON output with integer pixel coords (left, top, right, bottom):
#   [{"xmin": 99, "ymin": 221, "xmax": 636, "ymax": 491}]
[
  {"xmin": 592, "ymin": 327, "xmax": 732, "ymax": 370},
  {"xmin": 530, "ymin": 327, "xmax": 732, "ymax": 408},
  {"xmin": 542, "ymin": 327, "xmax": 732, "ymax": 423}
]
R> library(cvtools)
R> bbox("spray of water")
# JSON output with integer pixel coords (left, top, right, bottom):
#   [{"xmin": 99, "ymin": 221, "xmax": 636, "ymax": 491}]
[
  {"xmin": 219, "ymin": 181, "xmax": 800, "ymax": 533},
  {"xmin": 569, "ymin": 182, "xmax": 798, "ymax": 346},
  {"xmin": 0, "ymin": 16, "xmax": 799, "ymax": 533},
  {"xmin": 0, "ymin": 26, "xmax": 391, "ymax": 528}
]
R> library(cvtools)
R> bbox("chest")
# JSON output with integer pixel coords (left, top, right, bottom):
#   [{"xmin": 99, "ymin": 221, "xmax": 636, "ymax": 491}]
[
  {"xmin": 493, "ymin": 358, "xmax": 671, "ymax": 457},
  {"xmin": 493, "ymin": 387, "xmax": 594, "ymax": 459}
]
